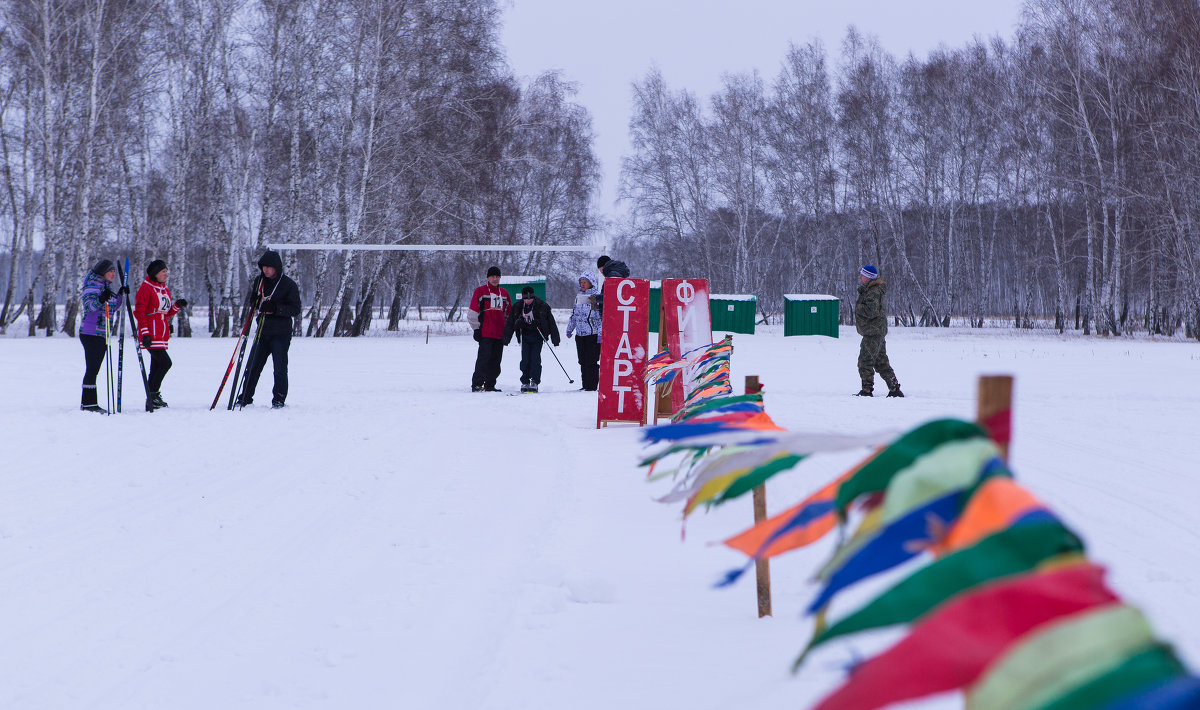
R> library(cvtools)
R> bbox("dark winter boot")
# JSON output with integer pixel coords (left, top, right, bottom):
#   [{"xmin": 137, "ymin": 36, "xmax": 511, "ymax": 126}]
[
  {"xmin": 235, "ymin": 395, "xmax": 253, "ymax": 408},
  {"xmin": 80, "ymin": 404, "xmax": 107, "ymax": 414},
  {"xmin": 855, "ymin": 389, "xmax": 873, "ymax": 397},
  {"xmin": 271, "ymin": 398, "xmax": 285, "ymax": 409},
  {"xmin": 151, "ymin": 392, "xmax": 169, "ymax": 408},
  {"xmin": 471, "ymin": 385, "xmax": 484, "ymax": 393},
  {"xmin": 886, "ymin": 388, "xmax": 905, "ymax": 398},
  {"xmin": 528, "ymin": 381, "xmax": 539, "ymax": 393}
]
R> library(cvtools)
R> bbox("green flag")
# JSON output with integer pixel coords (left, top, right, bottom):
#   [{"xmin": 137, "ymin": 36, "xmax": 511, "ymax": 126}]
[
  {"xmin": 835, "ymin": 419, "xmax": 988, "ymax": 516},
  {"xmin": 806, "ymin": 520, "xmax": 1084, "ymax": 653}
]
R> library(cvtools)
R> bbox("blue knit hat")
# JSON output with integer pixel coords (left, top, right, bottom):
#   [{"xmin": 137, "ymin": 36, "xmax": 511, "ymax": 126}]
[{"xmin": 860, "ymin": 265, "xmax": 879, "ymax": 279}]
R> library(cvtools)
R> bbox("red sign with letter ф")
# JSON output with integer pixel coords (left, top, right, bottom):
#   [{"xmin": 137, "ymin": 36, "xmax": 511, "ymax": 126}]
[
  {"xmin": 660, "ymin": 278, "xmax": 712, "ymax": 412},
  {"xmin": 596, "ymin": 278, "xmax": 650, "ymax": 428}
]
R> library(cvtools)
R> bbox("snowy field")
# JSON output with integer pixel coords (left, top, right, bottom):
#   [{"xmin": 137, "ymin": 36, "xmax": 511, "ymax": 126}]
[{"xmin": 1, "ymin": 323, "xmax": 1198, "ymax": 709}]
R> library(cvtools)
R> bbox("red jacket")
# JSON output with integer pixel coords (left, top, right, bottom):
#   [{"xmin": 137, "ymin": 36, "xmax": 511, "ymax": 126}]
[
  {"xmin": 467, "ymin": 284, "xmax": 510, "ymax": 339},
  {"xmin": 134, "ymin": 277, "xmax": 180, "ymax": 349}
]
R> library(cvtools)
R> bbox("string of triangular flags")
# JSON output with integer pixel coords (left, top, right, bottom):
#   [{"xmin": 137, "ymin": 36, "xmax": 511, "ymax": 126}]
[{"xmin": 639, "ymin": 338, "xmax": 1198, "ymax": 709}]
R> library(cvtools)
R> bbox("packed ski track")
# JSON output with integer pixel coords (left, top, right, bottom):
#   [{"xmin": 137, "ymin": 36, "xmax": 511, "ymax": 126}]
[{"xmin": 1, "ymin": 325, "xmax": 1198, "ymax": 709}]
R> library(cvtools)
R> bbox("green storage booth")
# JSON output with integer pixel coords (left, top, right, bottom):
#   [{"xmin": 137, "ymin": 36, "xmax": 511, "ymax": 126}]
[
  {"xmin": 498, "ymin": 275, "xmax": 546, "ymax": 303},
  {"xmin": 709, "ymin": 294, "xmax": 757, "ymax": 334},
  {"xmin": 649, "ymin": 281, "xmax": 661, "ymax": 333},
  {"xmin": 784, "ymin": 294, "xmax": 840, "ymax": 337}
]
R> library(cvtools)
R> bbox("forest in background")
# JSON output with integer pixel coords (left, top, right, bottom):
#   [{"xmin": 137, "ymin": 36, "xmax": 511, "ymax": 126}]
[
  {"xmin": 2, "ymin": 0, "xmax": 1199, "ymax": 338},
  {"xmin": 0, "ymin": 0, "xmax": 598, "ymax": 337},
  {"xmin": 618, "ymin": 0, "xmax": 1200, "ymax": 337}
]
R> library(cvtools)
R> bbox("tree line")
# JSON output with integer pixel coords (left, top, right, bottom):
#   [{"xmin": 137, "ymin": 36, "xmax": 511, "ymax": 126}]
[
  {"xmin": 618, "ymin": 0, "xmax": 1200, "ymax": 337},
  {"xmin": 0, "ymin": 0, "xmax": 599, "ymax": 337}
]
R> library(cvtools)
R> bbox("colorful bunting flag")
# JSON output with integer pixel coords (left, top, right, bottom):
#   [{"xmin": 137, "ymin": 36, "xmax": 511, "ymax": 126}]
[
  {"xmin": 809, "ymin": 563, "xmax": 1119, "ymax": 710},
  {"xmin": 1028, "ymin": 646, "xmax": 1188, "ymax": 710},
  {"xmin": 1097, "ymin": 675, "xmax": 1200, "ymax": 710},
  {"xmin": 966, "ymin": 603, "xmax": 1159, "ymax": 710},
  {"xmin": 802, "ymin": 519, "xmax": 1085, "ymax": 656},
  {"xmin": 834, "ymin": 419, "xmax": 990, "ymax": 517}
]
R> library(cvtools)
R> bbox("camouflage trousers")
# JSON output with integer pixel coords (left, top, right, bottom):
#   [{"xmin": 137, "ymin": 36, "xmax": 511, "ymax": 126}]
[{"xmin": 858, "ymin": 335, "xmax": 899, "ymax": 393}]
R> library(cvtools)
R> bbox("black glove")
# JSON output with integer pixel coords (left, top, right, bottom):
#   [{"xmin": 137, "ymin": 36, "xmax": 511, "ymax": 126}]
[
  {"xmin": 118, "ymin": 285, "xmax": 130, "ymax": 295},
  {"xmin": 175, "ymin": 298, "xmax": 188, "ymax": 309},
  {"xmin": 502, "ymin": 337, "xmax": 511, "ymax": 346},
  {"xmin": 472, "ymin": 329, "xmax": 481, "ymax": 342},
  {"xmin": 98, "ymin": 287, "xmax": 114, "ymax": 302},
  {"xmin": 259, "ymin": 299, "xmax": 276, "ymax": 314},
  {"xmin": 515, "ymin": 332, "xmax": 521, "ymax": 344},
  {"xmin": 141, "ymin": 335, "xmax": 152, "ymax": 349},
  {"xmin": 552, "ymin": 337, "xmax": 560, "ymax": 347}
]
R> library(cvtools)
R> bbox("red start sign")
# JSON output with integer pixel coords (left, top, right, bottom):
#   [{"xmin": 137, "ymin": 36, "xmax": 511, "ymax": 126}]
[{"xmin": 597, "ymin": 278, "xmax": 650, "ymax": 427}]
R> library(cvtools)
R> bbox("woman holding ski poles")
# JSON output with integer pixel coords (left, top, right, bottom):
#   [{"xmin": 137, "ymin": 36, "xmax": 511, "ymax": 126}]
[
  {"xmin": 79, "ymin": 259, "xmax": 127, "ymax": 413},
  {"xmin": 135, "ymin": 259, "xmax": 187, "ymax": 411}
]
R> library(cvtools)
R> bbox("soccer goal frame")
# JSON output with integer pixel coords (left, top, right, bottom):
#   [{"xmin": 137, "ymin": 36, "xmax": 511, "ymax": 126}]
[{"xmin": 265, "ymin": 243, "xmax": 605, "ymax": 253}]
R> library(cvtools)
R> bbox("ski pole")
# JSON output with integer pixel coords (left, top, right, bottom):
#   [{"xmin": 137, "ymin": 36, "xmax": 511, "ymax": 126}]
[
  {"xmin": 231, "ymin": 312, "xmax": 266, "ymax": 410},
  {"xmin": 116, "ymin": 259, "xmax": 128, "ymax": 412},
  {"xmin": 104, "ymin": 302, "xmax": 115, "ymax": 415},
  {"xmin": 119, "ymin": 264, "xmax": 152, "ymax": 411},
  {"xmin": 211, "ymin": 298, "xmax": 257, "ymax": 410},
  {"xmin": 537, "ymin": 325, "xmax": 573, "ymax": 384}
]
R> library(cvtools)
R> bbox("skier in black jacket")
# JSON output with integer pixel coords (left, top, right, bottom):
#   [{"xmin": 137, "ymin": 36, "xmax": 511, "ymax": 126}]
[
  {"xmin": 595, "ymin": 254, "xmax": 630, "ymax": 317},
  {"xmin": 238, "ymin": 250, "xmax": 302, "ymax": 408},
  {"xmin": 503, "ymin": 287, "xmax": 560, "ymax": 393}
]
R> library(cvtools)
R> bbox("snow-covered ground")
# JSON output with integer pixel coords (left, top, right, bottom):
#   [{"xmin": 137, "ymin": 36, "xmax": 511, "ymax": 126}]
[{"xmin": 1, "ymin": 324, "xmax": 1197, "ymax": 709}]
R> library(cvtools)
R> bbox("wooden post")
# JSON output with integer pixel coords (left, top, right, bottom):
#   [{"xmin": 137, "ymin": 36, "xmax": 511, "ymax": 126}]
[
  {"xmin": 426, "ymin": 324, "xmax": 430, "ymax": 344},
  {"xmin": 976, "ymin": 375, "xmax": 1014, "ymax": 461},
  {"xmin": 746, "ymin": 375, "xmax": 772, "ymax": 618}
]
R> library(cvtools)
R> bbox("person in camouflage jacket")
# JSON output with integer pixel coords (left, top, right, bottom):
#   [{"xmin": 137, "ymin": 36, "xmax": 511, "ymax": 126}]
[{"xmin": 855, "ymin": 265, "xmax": 903, "ymax": 397}]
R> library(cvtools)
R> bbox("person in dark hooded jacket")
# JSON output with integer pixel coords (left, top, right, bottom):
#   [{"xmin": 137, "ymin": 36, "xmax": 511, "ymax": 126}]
[
  {"xmin": 594, "ymin": 255, "xmax": 630, "ymax": 318},
  {"xmin": 237, "ymin": 250, "xmax": 302, "ymax": 408},
  {"xmin": 503, "ymin": 286, "xmax": 560, "ymax": 392}
]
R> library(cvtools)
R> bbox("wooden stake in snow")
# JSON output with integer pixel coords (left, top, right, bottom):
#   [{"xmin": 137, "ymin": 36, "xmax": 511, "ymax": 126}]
[
  {"xmin": 746, "ymin": 375, "xmax": 772, "ymax": 618},
  {"xmin": 976, "ymin": 375, "xmax": 1014, "ymax": 462}
]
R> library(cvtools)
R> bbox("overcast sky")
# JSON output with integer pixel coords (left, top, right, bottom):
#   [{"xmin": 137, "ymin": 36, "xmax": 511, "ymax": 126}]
[{"xmin": 500, "ymin": 0, "xmax": 1026, "ymax": 219}]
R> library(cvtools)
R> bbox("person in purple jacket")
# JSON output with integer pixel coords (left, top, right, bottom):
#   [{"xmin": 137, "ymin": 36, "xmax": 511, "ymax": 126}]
[{"xmin": 78, "ymin": 259, "xmax": 127, "ymax": 413}]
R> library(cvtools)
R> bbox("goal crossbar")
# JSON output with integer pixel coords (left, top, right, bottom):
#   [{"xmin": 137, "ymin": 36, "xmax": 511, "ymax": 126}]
[{"xmin": 266, "ymin": 243, "xmax": 604, "ymax": 253}]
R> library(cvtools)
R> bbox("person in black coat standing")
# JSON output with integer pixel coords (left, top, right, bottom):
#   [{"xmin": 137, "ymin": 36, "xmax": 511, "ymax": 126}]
[
  {"xmin": 238, "ymin": 250, "xmax": 302, "ymax": 408},
  {"xmin": 503, "ymin": 286, "xmax": 560, "ymax": 393},
  {"xmin": 594, "ymin": 254, "xmax": 630, "ymax": 317}
]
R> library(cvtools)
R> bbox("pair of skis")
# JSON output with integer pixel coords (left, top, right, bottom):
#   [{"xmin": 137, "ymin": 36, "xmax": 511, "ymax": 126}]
[
  {"xmin": 210, "ymin": 291, "xmax": 264, "ymax": 411},
  {"xmin": 115, "ymin": 258, "xmax": 153, "ymax": 412}
]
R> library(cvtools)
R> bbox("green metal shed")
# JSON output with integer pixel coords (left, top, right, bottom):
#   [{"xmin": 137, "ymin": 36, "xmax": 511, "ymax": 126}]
[
  {"xmin": 498, "ymin": 275, "xmax": 546, "ymax": 303},
  {"xmin": 784, "ymin": 294, "xmax": 840, "ymax": 337},
  {"xmin": 709, "ymin": 294, "xmax": 757, "ymax": 334},
  {"xmin": 649, "ymin": 281, "xmax": 661, "ymax": 333}
]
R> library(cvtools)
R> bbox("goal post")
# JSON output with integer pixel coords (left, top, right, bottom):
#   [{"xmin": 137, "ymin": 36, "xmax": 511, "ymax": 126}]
[{"xmin": 264, "ymin": 243, "xmax": 606, "ymax": 253}]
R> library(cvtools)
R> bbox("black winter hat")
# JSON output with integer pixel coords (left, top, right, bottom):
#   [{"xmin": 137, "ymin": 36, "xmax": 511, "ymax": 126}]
[
  {"xmin": 597, "ymin": 255, "xmax": 611, "ymax": 268},
  {"xmin": 92, "ymin": 259, "xmax": 115, "ymax": 276},
  {"xmin": 258, "ymin": 249, "xmax": 283, "ymax": 272},
  {"xmin": 521, "ymin": 286, "xmax": 535, "ymax": 298},
  {"xmin": 487, "ymin": 266, "xmax": 501, "ymax": 277},
  {"xmin": 146, "ymin": 259, "xmax": 167, "ymax": 278}
]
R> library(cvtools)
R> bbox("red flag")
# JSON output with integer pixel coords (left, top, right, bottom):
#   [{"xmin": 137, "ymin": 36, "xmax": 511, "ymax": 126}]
[{"xmin": 812, "ymin": 562, "xmax": 1119, "ymax": 710}]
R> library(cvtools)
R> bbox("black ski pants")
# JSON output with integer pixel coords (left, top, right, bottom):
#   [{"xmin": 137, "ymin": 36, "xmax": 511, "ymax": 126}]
[
  {"xmin": 244, "ymin": 333, "xmax": 291, "ymax": 403},
  {"xmin": 575, "ymin": 334, "xmax": 600, "ymax": 391},
  {"xmin": 148, "ymin": 349, "xmax": 172, "ymax": 393},
  {"xmin": 519, "ymin": 336, "xmax": 543, "ymax": 385},
  {"xmin": 80, "ymin": 334, "xmax": 107, "ymax": 407},
  {"xmin": 472, "ymin": 337, "xmax": 503, "ymax": 389}
]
